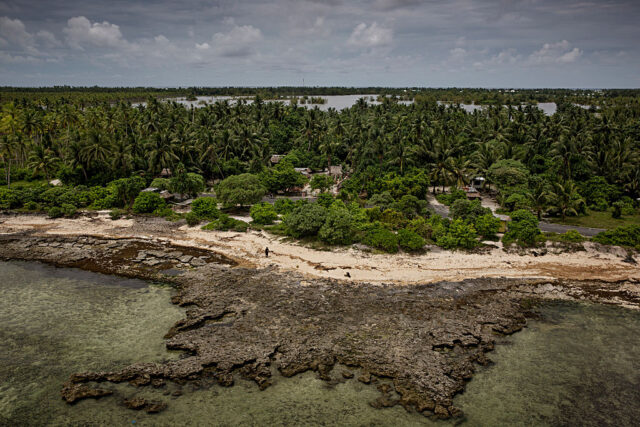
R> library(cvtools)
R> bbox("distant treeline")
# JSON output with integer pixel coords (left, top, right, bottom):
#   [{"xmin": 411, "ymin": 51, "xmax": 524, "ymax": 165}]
[{"xmin": 2, "ymin": 86, "xmax": 640, "ymax": 107}]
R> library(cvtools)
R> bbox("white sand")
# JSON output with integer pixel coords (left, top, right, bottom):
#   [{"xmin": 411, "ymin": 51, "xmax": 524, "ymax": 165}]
[{"xmin": 1, "ymin": 214, "xmax": 638, "ymax": 284}]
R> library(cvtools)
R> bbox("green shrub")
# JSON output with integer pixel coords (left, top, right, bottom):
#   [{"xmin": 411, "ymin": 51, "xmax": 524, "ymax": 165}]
[
  {"xmin": 592, "ymin": 225, "xmax": 640, "ymax": 250},
  {"xmin": 202, "ymin": 214, "xmax": 249, "ymax": 232},
  {"xmin": 504, "ymin": 192, "xmax": 530, "ymax": 211},
  {"xmin": 407, "ymin": 217, "xmax": 433, "ymax": 240},
  {"xmin": 436, "ymin": 219, "xmax": 478, "ymax": 250},
  {"xmin": 436, "ymin": 188, "xmax": 466, "ymax": 206},
  {"xmin": 216, "ymin": 173, "xmax": 266, "ymax": 207},
  {"xmin": 24, "ymin": 201, "xmax": 40, "ymax": 211},
  {"xmin": 284, "ymin": 203, "xmax": 327, "ymax": 238},
  {"xmin": 502, "ymin": 209, "xmax": 541, "ymax": 247},
  {"xmin": 612, "ymin": 201, "xmax": 624, "ymax": 219},
  {"xmin": 558, "ymin": 230, "xmax": 585, "ymax": 243},
  {"xmin": 474, "ymin": 213, "xmax": 501, "ymax": 238},
  {"xmin": 150, "ymin": 178, "xmax": 171, "ymax": 191},
  {"xmin": 397, "ymin": 228, "xmax": 426, "ymax": 252},
  {"xmin": 169, "ymin": 171, "xmax": 206, "ymax": 197},
  {"xmin": 393, "ymin": 194, "xmax": 427, "ymax": 219},
  {"xmin": 362, "ymin": 227, "xmax": 399, "ymax": 253},
  {"xmin": 450, "ymin": 198, "xmax": 491, "ymax": 222},
  {"xmin": 310, "ymin": 174, "xmax": 335, "ymax": 193},
  {"xmin": 274, "ymin": 198, "xmax": 295, "ymax": 214},
  {"xmin": 47, "ymin": 206, "xmax": 64, "ymax": 218},
  {"xmin": 368, "ymin": 191, "xmax": 395, "ymax": 211},
  {"xmin": 61, "ymin": 203, "xmax": 77, "ymax": 217},
  {"xmin": 152, "ymin": 206, "xmax": 176, "ymax": 219},
  {"xmin": 316, "ymin": 192, "xmax": 334, "ymax": 208},
  {"xmin": 318, "ymin": 207, "xmax": 354, "ymax": 245},
  {"xmin": 250, "ymin": 202, "xmax": 278, "ymax": 225},
  {"xmin": 132, "ymin": 192, "xmax": 166, "ymax": 214},
  {"xmin": 109, "ymin": 208, "xmax": 125, "ymax": 220},
  {"xmin": 185, "ymin": 212, "xmax": 201, "ymax": 227},
  {"xmin": 108, "ymin": 176, "xmax": 146, "ymax": 208},
  {"xmin": 191, "ymin": 197, "xmax": 220, "ymax": 220},
  {"xmin": 380, "ymin": 208, "xmax": 407, "ymax": 230}
]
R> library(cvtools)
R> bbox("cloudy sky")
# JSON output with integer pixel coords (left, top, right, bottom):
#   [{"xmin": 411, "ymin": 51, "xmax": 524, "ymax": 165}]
[{"xmin": 0, "ymin": 0, "xmax": 638, "ymax": 87}]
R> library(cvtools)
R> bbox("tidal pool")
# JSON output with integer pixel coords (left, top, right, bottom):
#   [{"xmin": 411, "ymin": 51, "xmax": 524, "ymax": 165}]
[{"xmin": 1, "ymin": 261, "xmax": 638, "ymax": 426}]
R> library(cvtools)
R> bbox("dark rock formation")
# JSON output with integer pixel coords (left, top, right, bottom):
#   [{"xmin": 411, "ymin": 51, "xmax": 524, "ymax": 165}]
[{"xmin": 60, "ymin": 383, "xmax": 112, "ymax": 404}]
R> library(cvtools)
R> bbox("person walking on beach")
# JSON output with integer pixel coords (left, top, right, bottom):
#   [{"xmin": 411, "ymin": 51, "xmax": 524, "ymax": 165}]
[{"xmin": 265, "ymin": 247, "xmax": 269, "ymax": 258}]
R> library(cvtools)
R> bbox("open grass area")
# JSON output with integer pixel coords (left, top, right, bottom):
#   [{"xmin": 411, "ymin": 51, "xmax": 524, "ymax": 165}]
[{"xmin": 550, "ymin": 209, "xmax": 640, "ymax": 230}]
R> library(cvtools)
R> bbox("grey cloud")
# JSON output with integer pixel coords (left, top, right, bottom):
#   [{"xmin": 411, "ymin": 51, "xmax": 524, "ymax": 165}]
[{"xmin": 0, "ymin": 0, "xmax": 638, "ymax": 87}]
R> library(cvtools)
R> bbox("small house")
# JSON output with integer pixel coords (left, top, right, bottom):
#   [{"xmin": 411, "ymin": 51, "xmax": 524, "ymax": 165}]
[
  {"xmin": 463, "ymin": 186, "xmax": 481, "ymax": 200},
  {"xmin": 159, "ymin": 168, "xmax": 172, "ymax": 178},
  {"xmin": 495, "ymin": 214, "xmax": 510, "ymax": 233},
  {"xmin": 270, "ymin": 155, "xmax": 285, "ymax": 165},
  {"xmin": 294, "ymin": 167, "xmax": 312, "ymax": 178},
  {"xmin": 328, "ymin": 165, "xmax": 343, "ymax": 178}
]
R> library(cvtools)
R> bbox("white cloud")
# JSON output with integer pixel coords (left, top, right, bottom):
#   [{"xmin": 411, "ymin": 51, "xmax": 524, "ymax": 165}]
[
  {"xmin": 0, "ymin": 16, "xmax": 33, "ymax": 48},
  {"xmin": 63, "ymin": 16, "xmax": 127, "ymax": 50},
  {"xmin": 528, "ymin": 40, "xmax": 582, "ymax": 65},
  {"xmin": 209, "ymin": 25, "xmax": 263, "ymax": 57},
  {"xmin": 472, "ymin": 48, "xmax": 522, "ymax": 70},
  {"xmin": 0, "ymin": 16, "xmax": 39, "ymax": 54},
  {"xmin": 36, "ymin": 30, "xmax": 61, "ymax": 48},
  {"xmin": 347, "ymin": 22, "xmax": 392, "ymax": 48},
  {"xmin": 0, "ymin": 51, "xmax": 39, "ymax": 64}
]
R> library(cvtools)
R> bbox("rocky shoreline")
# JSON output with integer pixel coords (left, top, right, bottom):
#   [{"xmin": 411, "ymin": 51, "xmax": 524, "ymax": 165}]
[{"xmin": 0, "ymin": 231, "xmax": 638, "ymax": 419}]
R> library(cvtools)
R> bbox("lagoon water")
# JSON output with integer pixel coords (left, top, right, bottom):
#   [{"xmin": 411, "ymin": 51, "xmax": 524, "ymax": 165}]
[
  {"xmin": 1, "ymin": 261, "xmax": 639, "ymax": 426},
  {"xmin": 137, "ymin": 96, "xmax": 559, "ymax": 116}
]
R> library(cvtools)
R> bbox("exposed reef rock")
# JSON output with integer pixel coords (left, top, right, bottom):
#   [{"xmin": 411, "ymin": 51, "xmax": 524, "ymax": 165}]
[
  {"xmin": 60, "ymin": 383, "xmax": 113, "ymax": 404},
  {"xmin": 0, "ymin": 231, "xmax": 638, "ymax": 419}
]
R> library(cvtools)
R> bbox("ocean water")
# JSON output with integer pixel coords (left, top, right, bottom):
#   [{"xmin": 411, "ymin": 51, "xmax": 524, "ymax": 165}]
[{"xmin": 1, "ymin": 261, "xmax": 638, "ymax": 426}]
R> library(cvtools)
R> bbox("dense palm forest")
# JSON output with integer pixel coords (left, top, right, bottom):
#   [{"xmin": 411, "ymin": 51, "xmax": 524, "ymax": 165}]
[{"xmin": 1, "ymin": 88, "xmax": 639, "ymax": 250}]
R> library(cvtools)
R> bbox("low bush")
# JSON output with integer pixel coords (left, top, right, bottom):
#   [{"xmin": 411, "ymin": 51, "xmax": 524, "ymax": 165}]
[
  {"xmin": 362, "ymin": 227, "xmax": 399, "ymax": 253},
  {"xmin": 109, "ymin": 208, "xmax": 125, "ymax": 220},
  {"xmin": 592, "ymin": 225, "xmax": 640, "ymax": 250},
  {"xmin": 0, "ymin": 188, "xmax": 21, "ymax": 209},
  {"xmin": 250, "ymin": 202, "xmax": 278, "ymax": 225},
  {"xmin": 558, "ymin": 229, "xmax": 585, "ymax": 243},
  {"xmin": 284, "ymin": 203, "xmax": 327, "ymax": 238},
  {"xmin": 185, "ymin": 212, "xmax": 201, "ymax": 227},
  {"xmin": 397, "ymin": 228, "xmax": 426, "ymax": 252},
  {"xmin": 132, "ymin": 192, "xmax": 166, "ymax": 214},
  {"xmin": 407, "ymin": 218, "xmax": 433, "ymax": 240},
  {"xmin": 474, "ymin": 213, "xmax": 501, "ymax": 238},
  {"xmin": 202, "ymin": 214, "xmax": 249, "ymax": 232},
  {"xmin": 191, "ymin": 197, "xmax": 220, "ymax": 220},
  {"xmin": 24, "ymin": 201, "xmax": 40, "ymax": 211},
  {"xmin": 435, "ymin": 188, "xmax": 466, "ymax": 206},
  {"xmin": 318, "ymin": 207, "xmax": 354, "ymax": 245},
  {"xmin": 47, "ymin": 206, "xmax": 64, "ymax": 218},
  {"xmin": 150, "ymin": 178, "xmax": 171, "ymax": 191},
  {"xmin": 61, "ymin": 203, "xmax": 77, "ymax": 217},
  {"xmin": 380, "ymin": 208, "xmax": 407, "ymax": 230},
  {"xmin": 274, "ymin": 198, "xmax": 295, "ymax": 214},
  {"xmin": 436, "ymin": 219, "xmax": 478, "ymax": 250},
  {"xmin": 368, "ymin": 191, "xmax": 395, "ymax": 211},
  {"xmin": 502, "ymin": 209, "xmax": 541, "ymax": 247},
  {"xmin": 451, "ymin": 199, "xmax": 491, "ymax": 222},
  {"xmin": 316, "ymin": 192, "xmax": 335, "ymax": 208}
]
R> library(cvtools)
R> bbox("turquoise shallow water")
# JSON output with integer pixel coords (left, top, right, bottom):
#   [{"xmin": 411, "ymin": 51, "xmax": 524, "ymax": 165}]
[{"xmin": 0, "ymin": 261, "xmax": 639, "ymax": 426}]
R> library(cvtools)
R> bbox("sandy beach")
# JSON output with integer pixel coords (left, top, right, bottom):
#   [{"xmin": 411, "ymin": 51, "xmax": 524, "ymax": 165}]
[{"xmin": 1, "ymin": 213, "xmax": 637, "ymax": 284}]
